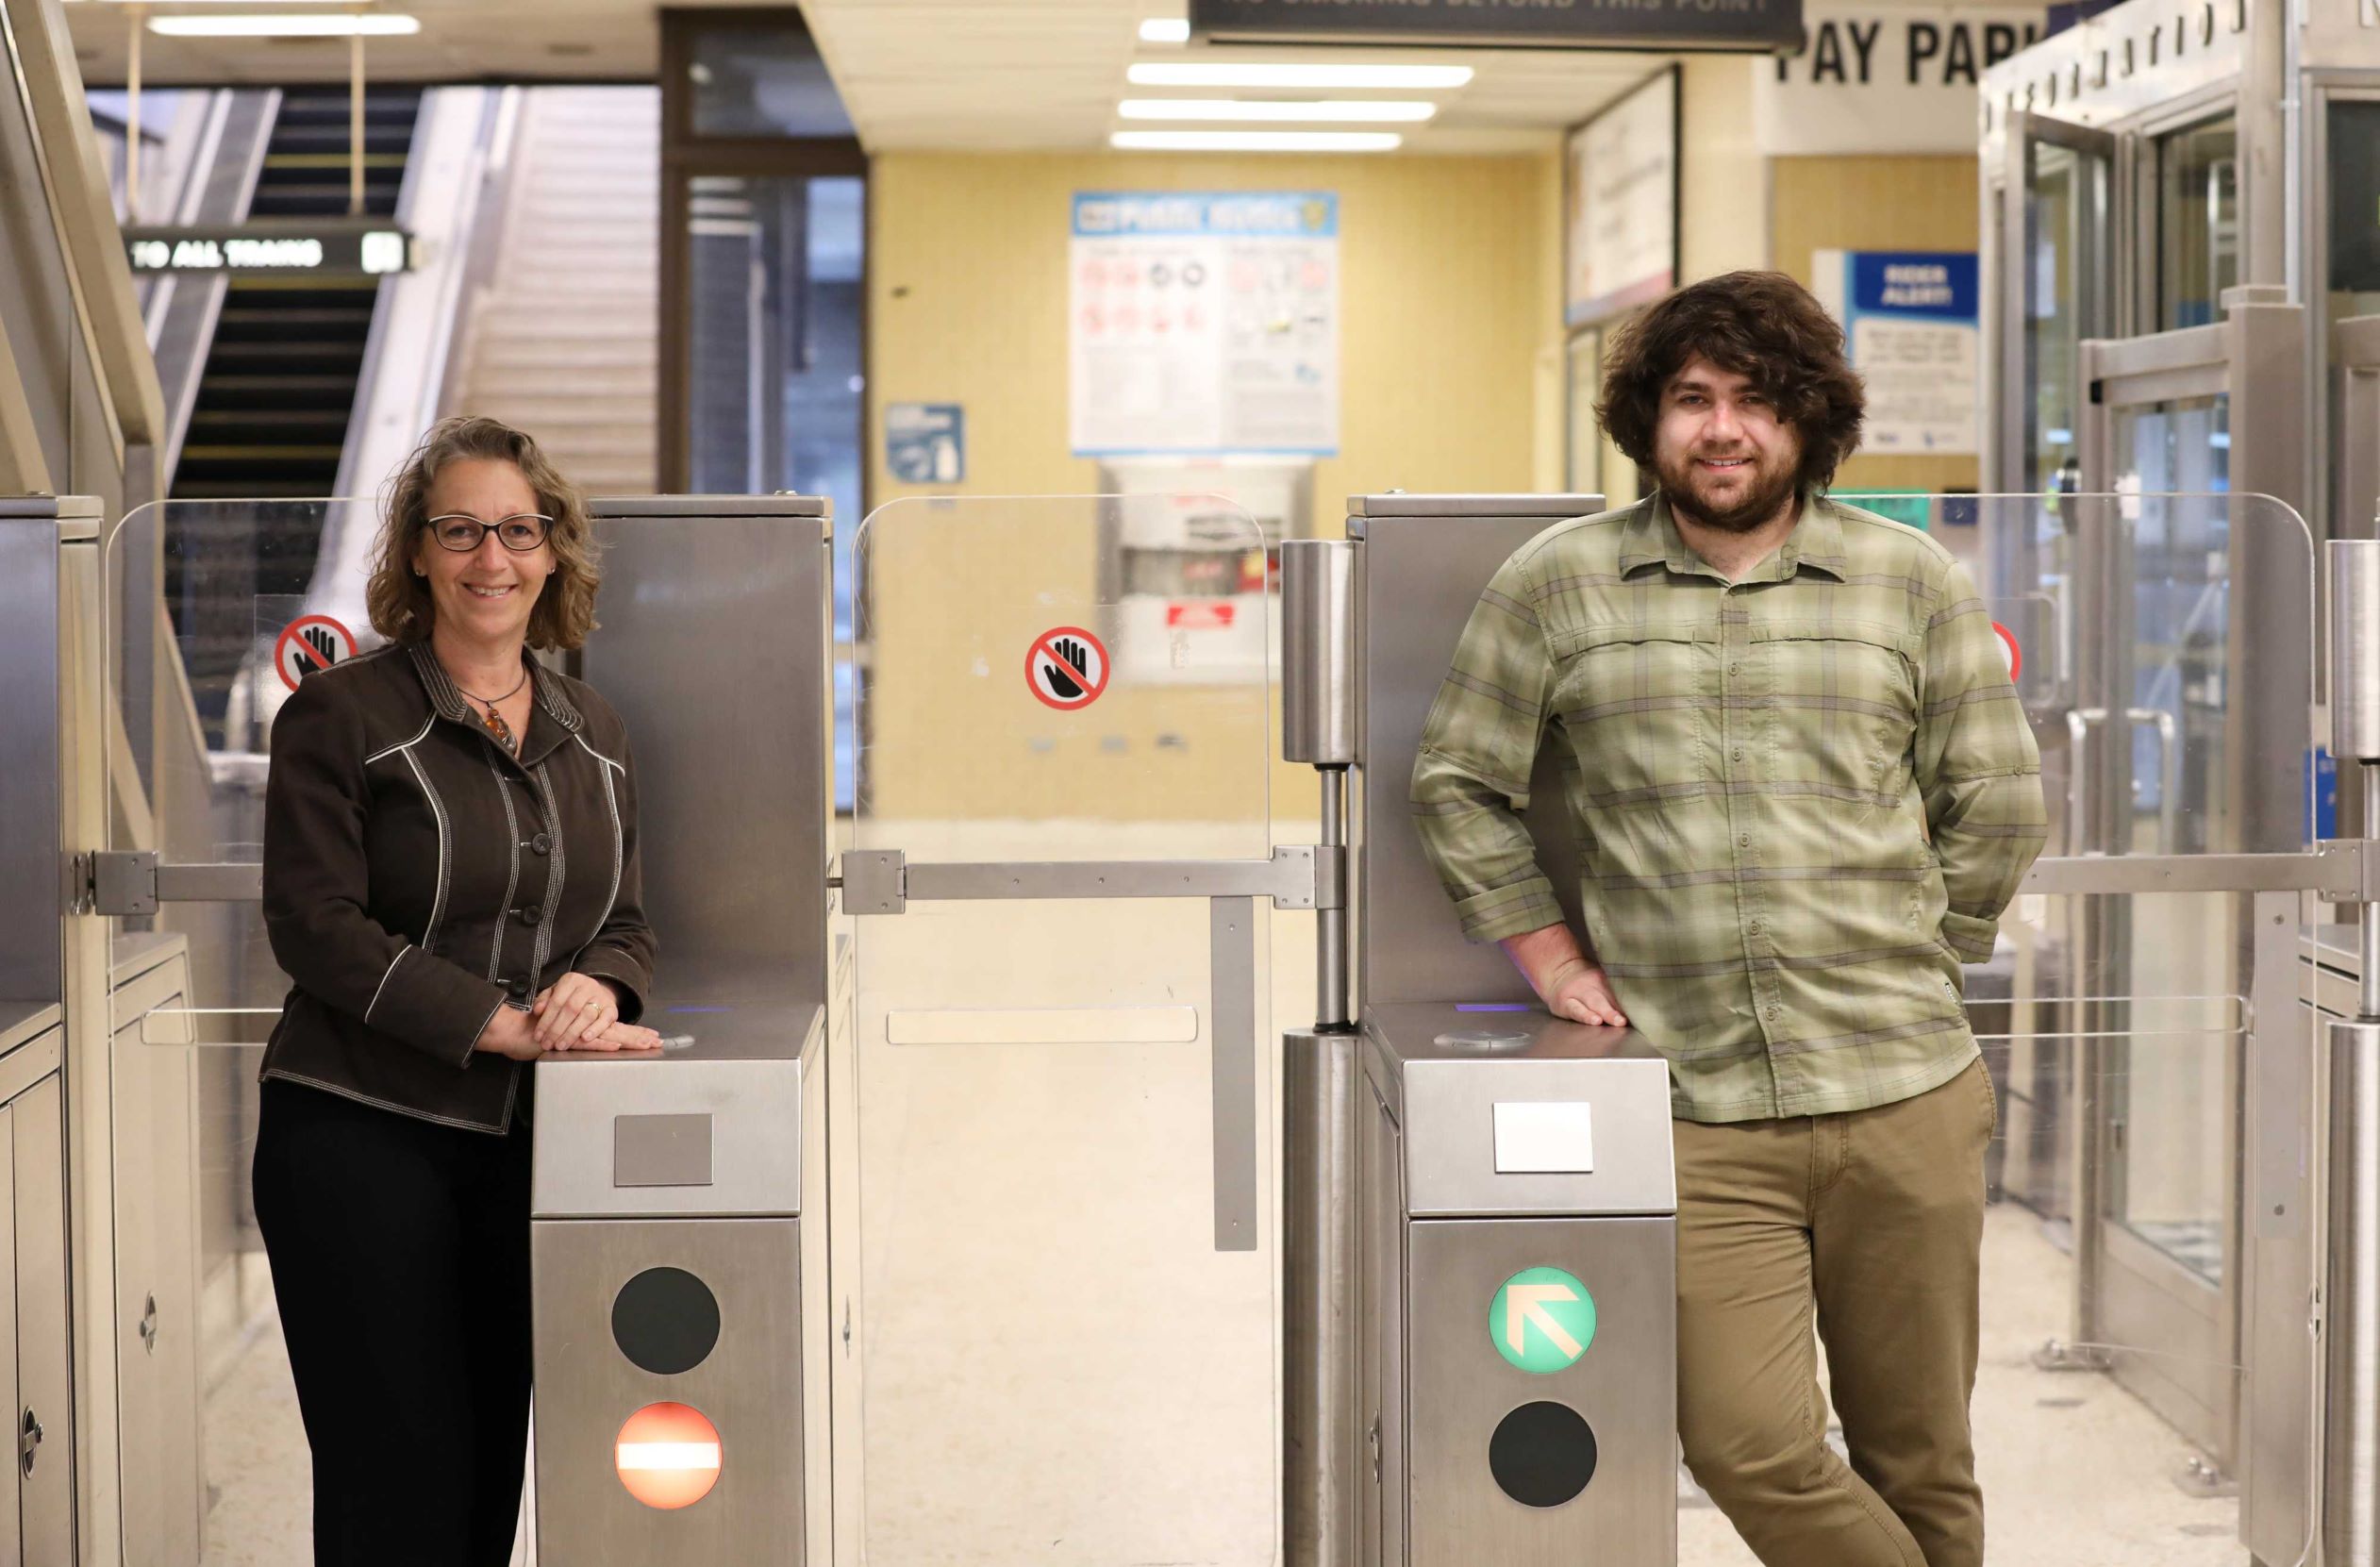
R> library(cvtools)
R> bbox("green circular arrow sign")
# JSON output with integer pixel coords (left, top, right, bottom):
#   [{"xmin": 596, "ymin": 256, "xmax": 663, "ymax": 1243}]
[{"xmin": 1489, "ymin": 1266, "xmax": 1598, "ymax": 1374}]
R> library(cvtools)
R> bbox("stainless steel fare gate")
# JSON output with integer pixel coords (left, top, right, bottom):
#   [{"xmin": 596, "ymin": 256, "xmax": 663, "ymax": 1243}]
[{"xmin": 55, "ymin": 485, "xmax": 2380, "ymax": 1567}]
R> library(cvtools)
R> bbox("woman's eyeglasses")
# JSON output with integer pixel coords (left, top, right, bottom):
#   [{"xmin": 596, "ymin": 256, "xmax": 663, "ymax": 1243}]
[{"xmin": 426, "ymin": 513, "xmax": 552, "ymax": 553}]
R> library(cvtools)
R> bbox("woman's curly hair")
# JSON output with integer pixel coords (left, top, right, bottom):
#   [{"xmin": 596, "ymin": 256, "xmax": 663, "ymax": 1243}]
[
  {"xmin": 365, "ymin": 415, "xmax": 601, "ymax": 651},
  {"xmin": 1595, "ymin": 271, "xmax": 1867, "ymax": 492}
]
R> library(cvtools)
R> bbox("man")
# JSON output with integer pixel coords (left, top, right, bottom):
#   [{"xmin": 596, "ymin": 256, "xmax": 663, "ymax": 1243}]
[{"xmin": 1410, "ymin": 271, "xmax": 2045, "ymax": 1567}]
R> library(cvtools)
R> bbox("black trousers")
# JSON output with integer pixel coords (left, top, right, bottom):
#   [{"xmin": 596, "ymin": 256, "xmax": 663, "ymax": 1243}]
[{"xmin": 252, "ymin": 1078, "xmax": 534, "ymax": 1567}]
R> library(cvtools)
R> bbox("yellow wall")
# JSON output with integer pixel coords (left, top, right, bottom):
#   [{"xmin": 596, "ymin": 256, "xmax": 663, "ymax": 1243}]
[
  {"xmin": 1771, "ymin": 154, "xmax": 1984, "ymax": 493},
  {"xmin": 864, "ymin": 149, "xmax": 1563, "ymax": 821}
]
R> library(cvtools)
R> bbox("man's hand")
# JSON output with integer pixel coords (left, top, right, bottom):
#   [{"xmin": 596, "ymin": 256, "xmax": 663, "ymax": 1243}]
[
  {"xmin": 1499, "ymin": 921, "xmax": 1627, "ymax": 1027},
  {"xmin": 1541, "ymin": 959, "xmax": 1627, "ymax": 1027}
]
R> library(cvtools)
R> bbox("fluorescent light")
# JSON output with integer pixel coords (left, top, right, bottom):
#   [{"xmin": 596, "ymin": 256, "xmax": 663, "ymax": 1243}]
[
  {"xmin": 1121, "ymin": 97, "xmax": 1436, "ymax": 124},
  {"xmin": 1110, "ymin": 129, "xmax": 1403, "ymax": 152},
  {"xmin": 1128, "ymin": 61, "xmax": 1472, "ymax": 89},
  {"xmin": 149, "ymin": 13, "xmax": 421, "ymax": 36},
  {"xmin": 1139, "ymin": 18, "xmax": 1191, "ymax": 43}
]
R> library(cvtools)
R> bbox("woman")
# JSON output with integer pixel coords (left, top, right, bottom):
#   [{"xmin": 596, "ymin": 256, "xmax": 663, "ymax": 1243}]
[{"xmin": 256, "ymin": 415, "xmax": 660, "ymax": 1565}]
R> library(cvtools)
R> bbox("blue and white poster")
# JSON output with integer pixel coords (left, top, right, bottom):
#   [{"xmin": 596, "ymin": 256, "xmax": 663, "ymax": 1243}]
[
  {"xmin": 1813, "ymin": 250, "xmax": 1980, "ymax": 455},
  {"xmin": 1070, "ymin": 191, "xmax": 1340, "ymax": 457},
  {"xmin": 885, "ymin": 403, "xmax": 965, "ymax": 484}
]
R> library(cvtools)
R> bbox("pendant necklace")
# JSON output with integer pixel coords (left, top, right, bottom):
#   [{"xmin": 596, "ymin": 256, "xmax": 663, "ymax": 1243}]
[{"xmin": 453, "ymin": 666, "xmax": 531, "ymax": 756}]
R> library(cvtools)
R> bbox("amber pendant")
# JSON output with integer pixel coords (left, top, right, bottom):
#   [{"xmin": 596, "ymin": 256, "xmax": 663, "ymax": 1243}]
[{"xmin": 478, "ymin": 707, "xmax": 517, "ymax": 756}]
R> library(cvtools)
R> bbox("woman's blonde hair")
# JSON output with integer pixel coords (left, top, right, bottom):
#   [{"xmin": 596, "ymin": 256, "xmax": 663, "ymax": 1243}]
[{"xmin": 364, "ymin": 415, "xmax": 601, "ymax": 651}]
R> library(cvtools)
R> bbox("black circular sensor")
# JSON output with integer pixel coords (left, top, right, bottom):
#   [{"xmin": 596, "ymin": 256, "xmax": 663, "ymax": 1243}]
[
  {"xmin": 610, "ymin": 1267, "xmax": 721, "ymax": 1376},
  {"xmin": 1489, "ymin": 1401, "xmax": 1598, "ymax": 1509}
]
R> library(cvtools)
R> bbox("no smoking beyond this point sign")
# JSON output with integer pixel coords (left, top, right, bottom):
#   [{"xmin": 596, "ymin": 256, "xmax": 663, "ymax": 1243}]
[
  {"xmin": 1026, "ymin": 626, "xmax": 1109, "ymax": 710},
  {"xmin": 1989, "ymin": 621, "xmax": 2021, "ymax": 683},
  {"xmin": 275, "ymin": 614, "xmax": 357, "ymax": 691},
  {"xmin": 1490, "ymin": 1265, "xmax": 1598, "ymax": 1374}
]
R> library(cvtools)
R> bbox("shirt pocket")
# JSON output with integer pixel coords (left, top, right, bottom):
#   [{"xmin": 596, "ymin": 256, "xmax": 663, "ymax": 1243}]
[
  {"xmin": 1547, "ymin": 622, "xmax": 1709, "ymax": 808},
  {"xmin": 1746, "ymin": 618, "xmax": 1921, "ymax": 809}
]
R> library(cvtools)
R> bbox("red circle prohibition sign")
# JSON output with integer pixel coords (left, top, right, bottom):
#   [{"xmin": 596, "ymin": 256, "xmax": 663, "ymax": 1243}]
[
  {"xmin": 275, "ymin": 613, "xmax": 358, "ymax": 692},
  {"xmin": 1025, "ymin": 626, "xmax": 1109, "ymax": 710},
  {"xmin": 1989, "ymin": 621, "xmax": 2021, "ymax": 683}
]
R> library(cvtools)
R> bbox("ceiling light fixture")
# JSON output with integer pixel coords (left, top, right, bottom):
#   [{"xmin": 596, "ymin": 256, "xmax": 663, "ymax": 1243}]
[
  {"xmin": 148, "ymin": 13, "xmax": 421, "ymax": 35},
  {"xmin": 1120, "ymin": 98, "xmax": 1436, "ymax": 123},
  {"xmin": 1110, "ymin": 129, "xmax": 1403, "ymax": 153},
  {"xmin": 1127, "ymin": 62, "xmax": 1473, "ymax": 90},
  {"xmin": 1138, "ymin": 18, "xmax": 1191, "ymax": 43}
]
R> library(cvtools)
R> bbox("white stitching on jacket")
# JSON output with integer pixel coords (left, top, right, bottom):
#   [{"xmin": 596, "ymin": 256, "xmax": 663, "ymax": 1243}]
[
  {"xmin": 484, "ymin": 753, "xmax": 523, "ymax": 982},
  {"xmin": 400, "ymin": 748, "xmax": 452, "ymax": 951},
  {"xmin": 362, "ymin": 945, "xmax": 409, "ymax": 1026}
]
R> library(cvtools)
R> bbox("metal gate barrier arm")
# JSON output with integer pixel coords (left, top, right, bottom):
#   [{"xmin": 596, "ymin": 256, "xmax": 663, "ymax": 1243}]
[{"xmin": 838, "ymin": 842, "xmax": 1339, "ymax": 1257}]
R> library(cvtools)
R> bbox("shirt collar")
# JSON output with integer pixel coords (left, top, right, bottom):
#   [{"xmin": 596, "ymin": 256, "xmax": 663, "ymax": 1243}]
[
  {"xmin": 1619, "ymin": 489, "xmax": 1849, "ymax": 584},
  {"xmin": 406, "ymin": 641, "xmax": 584, "ymax": 742}
]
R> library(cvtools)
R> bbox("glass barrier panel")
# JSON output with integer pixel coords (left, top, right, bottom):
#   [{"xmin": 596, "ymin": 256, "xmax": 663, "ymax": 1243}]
[
  {"xmin": 99, "ymin": 500, "xmax": 549, "ymax": 1562},
  {"xmin": 850, "ymin": 494, "xmax": 1277, "ymax": 1566}
]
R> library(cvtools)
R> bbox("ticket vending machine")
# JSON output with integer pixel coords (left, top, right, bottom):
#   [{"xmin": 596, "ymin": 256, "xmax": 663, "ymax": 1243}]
[
  {"xmin": 1281, "ymin": 493, "xmax": 1678, "ymax": 1567},
  {"xmin": 528, "ymin": 495, "xmax": 833, "ymax": 1563}
]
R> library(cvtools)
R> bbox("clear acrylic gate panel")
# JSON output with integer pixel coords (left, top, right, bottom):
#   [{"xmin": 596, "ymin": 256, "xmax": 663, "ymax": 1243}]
[
  {"xmin": 850, "ymin": 494, "xmax": 1277, "ymax": 1566},
  {"xmin": 1869, "ymin": 493, "xmax": 2313, "ymax": 1564},
  {"xmin": 100, "ymin": 499, "xmax": 480, "ymax": 1562}
]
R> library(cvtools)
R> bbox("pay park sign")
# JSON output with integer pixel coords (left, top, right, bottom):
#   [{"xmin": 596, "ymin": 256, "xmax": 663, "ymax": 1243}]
[{"xmin": 1190, "ymin": 0, "xmax": 1803, "ymax": 52}]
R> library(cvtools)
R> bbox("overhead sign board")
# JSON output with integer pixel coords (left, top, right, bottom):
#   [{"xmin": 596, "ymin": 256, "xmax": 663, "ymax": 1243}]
[
  {"xmin": 124, "ymin": 222, "xmax": 415, "ymax": 278},
  {"xmin": 1755, "ymin": 4, "xmax": 2049, "ymax": 155},
  {"xmin": 1190, "ymin": 0, "xmax": 1803, "ymax": 50}
]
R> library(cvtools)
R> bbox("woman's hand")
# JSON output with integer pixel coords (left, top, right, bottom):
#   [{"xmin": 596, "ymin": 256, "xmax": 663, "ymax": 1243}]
[
  {"xmin": 474, "ymin": 1003, "xmax": 661, "ymax": 1059},
  {"xmin": 473, "ymin": 1005, "xmax": 546, "ymax": 1060},
  {"xmin": 533, "ymin": 973, "xmax": 625, "ymax": 1050}
]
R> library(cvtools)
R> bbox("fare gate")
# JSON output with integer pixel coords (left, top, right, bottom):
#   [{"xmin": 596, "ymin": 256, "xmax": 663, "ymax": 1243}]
[
  {"xmin": 80, "ymin": 493, "xmax": 837, "ymax": 1567},
  {"xmin": 40, "ymin": 481, "xmax": 2372, "ymax": 1567}
]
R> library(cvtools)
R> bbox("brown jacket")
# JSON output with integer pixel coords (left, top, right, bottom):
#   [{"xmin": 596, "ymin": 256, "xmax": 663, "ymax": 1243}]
[{"xmin": 260, "ymin": 641, "xmax": 656, "ymax": 1132}]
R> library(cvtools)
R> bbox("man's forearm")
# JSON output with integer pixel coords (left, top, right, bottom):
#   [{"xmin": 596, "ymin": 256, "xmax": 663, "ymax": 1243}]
[{"xmin": 1500, "ymin": 920, "xmax": 1589, "ymax": 999}]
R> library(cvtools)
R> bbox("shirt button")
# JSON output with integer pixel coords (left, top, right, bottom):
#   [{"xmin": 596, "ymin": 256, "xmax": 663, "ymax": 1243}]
[
  {"xmin": 1730, "ymin": 663, "xmax": 1741, "ymax": 676},
  {"xmin": 531, "ymin": 833, "xmax": 552, "ymax": 856},
  {"xmin": 1731, "ymin": 747, "xmax": 1744, "ymax": 762},
  {"xmin": 1748, "ymin": 920, "xmax": 1763, "ymax": 935},
  {"xmin": 1766, "ymin": 1006, "xmax": 1782, "ymax": 1021},
  {"xmin": 1738, "ymin": 833, "xmax": 1751, "ymax": 848}
]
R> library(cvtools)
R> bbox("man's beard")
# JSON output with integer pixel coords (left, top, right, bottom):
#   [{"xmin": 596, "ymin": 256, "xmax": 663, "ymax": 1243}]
[{"xmin": 1657, "ymin": 449, "xmax": 1801, "ymax": 535}]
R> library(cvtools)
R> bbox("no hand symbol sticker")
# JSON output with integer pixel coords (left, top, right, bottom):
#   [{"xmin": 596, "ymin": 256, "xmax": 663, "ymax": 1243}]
[
  {"xmin": 1026, "ymin": 626, "xmax": 1108, "ymax": 710},
  {"xmin": 1989, "ymin": 621, "xmax": 2021, "ymax": 683},
  {"xmin": 275, "ymin": 614, "xmax": 357, "ymax": 692}
]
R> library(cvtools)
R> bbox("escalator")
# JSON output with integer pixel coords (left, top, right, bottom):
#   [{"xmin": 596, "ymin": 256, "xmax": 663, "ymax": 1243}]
[{"xmin": 165, "ymin": 86, "xmax": 419, "ymax": 737}]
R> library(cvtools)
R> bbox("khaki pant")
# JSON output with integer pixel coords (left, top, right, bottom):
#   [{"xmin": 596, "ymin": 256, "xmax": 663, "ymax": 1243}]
[{"xmin": 1673, "ymin": 1057, "xmax": 1996, "ymax": 1567}]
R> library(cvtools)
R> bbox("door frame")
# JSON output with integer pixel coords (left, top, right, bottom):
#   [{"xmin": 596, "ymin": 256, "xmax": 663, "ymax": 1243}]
[{"xmin": 2073, "ymin": 296, "xmax": 2310, "ymax": 1473}]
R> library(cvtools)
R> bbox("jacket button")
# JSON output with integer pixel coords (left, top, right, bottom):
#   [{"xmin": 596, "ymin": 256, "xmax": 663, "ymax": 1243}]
[
  {"xmin": 518, "ymin": 905, "xmax": 541, "ymax": 925},
  {"xmin": 531, "ymin": 833, "xmax": 551, "ymax": 856},
  {"xmin": 508, "ymin": 977, "xmax": 529, "ymax": 999}
]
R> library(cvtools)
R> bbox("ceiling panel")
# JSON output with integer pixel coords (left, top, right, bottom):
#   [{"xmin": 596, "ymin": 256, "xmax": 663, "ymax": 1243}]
[{"xmin": 62, "ymin": 0, "xmax": 1683, "ymax": 152}]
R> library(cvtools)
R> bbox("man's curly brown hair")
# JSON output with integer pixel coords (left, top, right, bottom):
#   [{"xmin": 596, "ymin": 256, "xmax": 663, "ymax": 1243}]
[
  {"xmin": 1595, "ymin": 271, "xmax": 1867, "ymax": 492},
  {"xmin": 365, "ymin": 415, "xmax": 601, "ymax": 652}
]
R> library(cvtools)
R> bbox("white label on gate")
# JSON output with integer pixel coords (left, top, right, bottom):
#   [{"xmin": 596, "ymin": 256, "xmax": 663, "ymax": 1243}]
[{"xmin": 1493, "ymin": 1101, "xmax": 1596, "ymax": 1175}]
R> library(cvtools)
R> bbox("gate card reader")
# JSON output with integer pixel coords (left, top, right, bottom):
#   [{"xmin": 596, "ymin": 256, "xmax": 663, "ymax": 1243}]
[{"xmin": 1356, "ymin": 1003, "xmax": 1676, "ymax": 1567}]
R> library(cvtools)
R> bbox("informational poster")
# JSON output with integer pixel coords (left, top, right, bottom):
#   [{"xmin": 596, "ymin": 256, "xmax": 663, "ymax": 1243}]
[
  {"xmin": 1755, "ymin": 6, "xmax": 2049, "ymax": 156},
  {"xmin": 885, "ymin": 403, "xmax": 965, "ymax": 483},
  {"xmin": 1070, "ymin": 192, "xmax": 1340, "ymax": 457},
  {"xmin": 1813, "ymin": 250, "xmax": 1981, "ymax": 455},
  {"xmin": 1566, "ymin": 71, "xmax": 1678, "ymax": 327}
]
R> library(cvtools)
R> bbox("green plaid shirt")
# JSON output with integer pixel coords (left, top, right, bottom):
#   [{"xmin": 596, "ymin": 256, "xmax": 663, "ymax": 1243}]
[{"xmin": 1411, "ymin": 493, "xmax": 2047, "ymax": 1124}]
